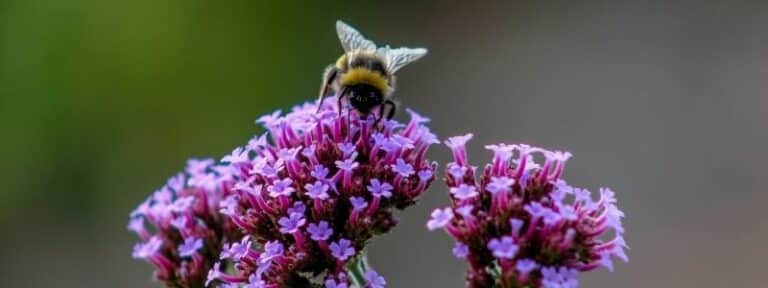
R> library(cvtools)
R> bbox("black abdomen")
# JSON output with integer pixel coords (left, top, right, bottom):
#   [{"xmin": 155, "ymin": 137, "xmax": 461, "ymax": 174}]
[{"xmin": 348, "ymin": 84, "xmax": 383, "ymax": 114}]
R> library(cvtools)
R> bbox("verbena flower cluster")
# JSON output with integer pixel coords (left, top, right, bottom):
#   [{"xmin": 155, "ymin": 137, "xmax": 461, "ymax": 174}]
[
  {"xmin": 130, "ymin": 96, "xmax": 438, "ymax": 287},
  {"xmin": 129, "ymin": 97, "xmax": 629, "ymax": 288},
  {"xmin": 428, "ymin": 134, "xmax": 628, "ymax": 288},
  {"xmin": 129, "ymin": 159, "xmax": 242, "ymax": 287}
]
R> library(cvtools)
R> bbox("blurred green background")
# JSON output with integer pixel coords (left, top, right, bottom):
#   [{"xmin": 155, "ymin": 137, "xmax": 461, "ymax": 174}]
[{"xmin": 2, "ymin": 0, "xmax": 767, "ymax": 287}]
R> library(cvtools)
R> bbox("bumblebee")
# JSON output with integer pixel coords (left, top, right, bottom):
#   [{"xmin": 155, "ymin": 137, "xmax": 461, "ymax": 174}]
[{"xmin": 318, "ymin": 20, "xmax": 427, "ymax": 121}]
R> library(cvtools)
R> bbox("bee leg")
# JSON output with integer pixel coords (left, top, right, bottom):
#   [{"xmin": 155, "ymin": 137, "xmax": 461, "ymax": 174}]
[
  {"xmin": 374, "ymin": 104, "xmax": 385, "ymax": 127},
  {"xmin": 336, "ymin": 87, "xmax": 349, "ymax": 117},
  {"xmin": 317, "ymin": 66, "xmax": 338, "ymax": 112},
  {"xmin": 347, "ymin": 108, "xmax": 352, "ymax": 139},
  {"xmin": 383, "ymin": 99, "xmax": 397, "ymax": 120}
]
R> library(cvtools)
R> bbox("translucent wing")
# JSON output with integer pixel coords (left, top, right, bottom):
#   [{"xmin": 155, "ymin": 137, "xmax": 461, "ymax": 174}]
[
  {"xmin": 382, "ymin": 47, "xmax": 428, "ymax": 73},
  {"xmin": 336, "ymin": 20, "xmax": 376, "ymax": 52}
]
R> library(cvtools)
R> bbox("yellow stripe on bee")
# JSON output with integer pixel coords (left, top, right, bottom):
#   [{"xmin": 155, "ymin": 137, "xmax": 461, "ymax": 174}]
[{"xmin": 340, "ymin": 68, "xmax": 390, "ymax": 95}]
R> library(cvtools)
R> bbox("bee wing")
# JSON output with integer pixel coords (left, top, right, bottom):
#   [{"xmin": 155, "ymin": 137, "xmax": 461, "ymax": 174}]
[
  {"xmin": 382, "ymin": 47, "xmax": 428, "ymax": 74},
  {"xmin": 336, "ymin": 20, "xmax": 376, "ymax": 52}
]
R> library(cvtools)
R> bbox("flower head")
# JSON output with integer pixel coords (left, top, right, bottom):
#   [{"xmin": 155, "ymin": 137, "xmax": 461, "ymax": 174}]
[
  {"xmin": 428, "ymin": 137, "xmax": 628, "ymax": 287},
  {"xmin": 128, "ymin": 161, "xmax": 241, "ymax": 286},
  {"xmin": 207, "ymin": 97, "xmax": 436, "ymax": 286}
]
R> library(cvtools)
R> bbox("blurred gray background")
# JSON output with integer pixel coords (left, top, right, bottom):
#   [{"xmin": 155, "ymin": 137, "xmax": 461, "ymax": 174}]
[{"xmin": 1, "ymin": 0, "xmax": 766, "ymax": 287}]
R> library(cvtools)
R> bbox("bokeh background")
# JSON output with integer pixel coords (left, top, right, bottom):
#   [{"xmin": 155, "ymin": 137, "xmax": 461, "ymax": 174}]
[{"xmin": 1, "ymin": 0, "xmax": 766, "ymax": 287}]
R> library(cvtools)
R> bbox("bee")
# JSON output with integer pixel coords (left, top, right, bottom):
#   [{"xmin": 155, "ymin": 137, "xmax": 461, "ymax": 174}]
[{"xmin": 318, "ymin": 20, "xmax": 427, "ymax": 122}]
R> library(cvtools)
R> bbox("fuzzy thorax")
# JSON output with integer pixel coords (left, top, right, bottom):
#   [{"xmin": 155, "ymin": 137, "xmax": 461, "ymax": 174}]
[{"xmin": 340, "ymin": 68, "xmax": 390, "ymax": 95}]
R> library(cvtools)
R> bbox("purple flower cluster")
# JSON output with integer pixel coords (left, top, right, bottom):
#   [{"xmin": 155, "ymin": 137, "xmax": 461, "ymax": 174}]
[
  {"xmin": 428, "ymin": 134, "xmax": 628, "ymax": 288},
  {"xmin": 204, "ymin": 97, "xmax": 437, "ymax": 287},
  {"xmin": 129, "ymin": 159, "xmax": 242, "ymax": 287}
]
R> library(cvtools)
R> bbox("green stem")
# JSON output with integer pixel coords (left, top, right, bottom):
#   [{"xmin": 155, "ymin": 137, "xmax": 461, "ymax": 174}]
[{"xmin": 344, "ymin": 251, "xmax": 370, "ymax": 288}]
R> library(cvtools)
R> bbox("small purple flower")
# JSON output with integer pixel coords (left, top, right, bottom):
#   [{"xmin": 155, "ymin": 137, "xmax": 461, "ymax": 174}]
[
  {"xmin": 256, "ymin": 109, "xmax": 282, "ymax": 127},
  {"xmin": 335, "ymin": 158, "xmax": 359, "ymax": 172},
  {"xmin": 307, "ymin": 221, "xmax": 334, "ymax": 241},
  {"xmin": 311, "ymin": 165, "xmax": 330, "ymax": 180},
  {"xmin": 244, "ymin": 274, "xmax": 267, "ymax": 288},
  {"xmin": 246, "ymin": 133, "xmax": 267, "ymax": 152},
  {"xmin": 205, "ymin": 262, "xmax": 222, "ymax": 287},
  {"xmin": 302, "ymin": 144, "xmax": 316, "ymax": 159},
  {"xmin": 445, "ymin": 134, "xmax": 473, "ymax": 150},
  {"xmin": 288, "ymin": 201, "xmax": 306, "ymax": 215},
  {"xmin": 277, "ymin": 147, "xmax": 301, "ymax": 161},
  {"xmin": 367, "ymin": 179, "xmax": 393, "ymax": 198},
  {"xmin": 450, "ymin": 184, "xmax": 478, "ymax": 200},
  {"xmin": 455, "ymin": 205, "xmax": 474, "ymax": 218},
  {"xmin": 379, "ymin": 137, "xmax": 401, "ymax": 153},
  {"xmin": 338, "ymin": 142, "xmax": 356, "ymax": 158},
  {"xmin": 268, "ymin": 178, "xmax": 295, "ymax": 197},
  {"xmin": 524, "ymin": 201, "xmax": 547, "ymax": 218},
  {"xmin": 186, "ymin": 158, "xmax": 213, "ymax": 175},
  {"xmin": 170, "ymin": 196, "xmax": 195, "ymax": 213},
  {"xmin": 392, "ymin": 158, "xmax": 415, "ymax": 177},
  {"xmin": 541, "ymin": 266, "xmax": 578, "ymax": 288},
  {"xmin": 153, "ymin": 187, "xmax": 173, "ymax": 204},
  {"xmin": 487, "ymin": 176, "xmax": 515, "ymax": 194},
  {"xmin": 365, "ymin": 269, "xmax": 386, "ymax": 288},
  {"xmin": 418, "ymin": 170, "xmax": 433, "ymax": 182},
  {"xmin": 350, "ymin": 196, "xmax": 368, "ymax": 211},
  {"xmin": 233, "ymin": 181, "xmax": 257, "ymax": 195},
  {"xmin": 488, "ymin": 236, "xmax": 519, "ymax": 259},
  {"xmin": 426, "ymin": 208, "xmax": 454, "ymax": 231},
  {"xmin": 306, "ymin": 181, "xmax": 330, "ymax": 200},
  {"xmin": 127, "ymin": 217, "xmax": 144, "ymax": 233},
  {"xmin": 278, "ymin": 213, "xmax": 306, "ymax": 234},
  {"xmin": 510, "ymin": 218, "xmax": 524, "ymax": 235},
  {"xmin": 222, "ymin": 146, "xmax": 249, "ymax": 164},
  {"xmin": 559, "ymin": 206, "xmax": 578, "ymax": 221},
  {"xmin": 330, "ymin": 238, "xmax": 355, "ymax": 261},
  {"xmin": 541, "ymin": 208, "xmax": 562, "ymax": 226},
  {"xmin": 258, "ymin": 240, "xmax": 284, "ymax": 265},
  {"xmin": 221, "ymin": 236, "xmax": 252, "ymax": 261},
  {"xmin": 447, "ymin": 163, "xmax": 467, "ymax": 179},
  {"xmin": 259, "ymin": 162, "xmax": 284, "ymax": 179},
  {"xmin": 486, "ymin": 144, "xmax": 515, "ymax": 162},
  {"xmin": 406, "ymin": 108, "xmax": 430, "ymax": 124},
  {"xmin": 325, "ymin": 278, "xmax": 348, "ymax": 288},
  {"xmin": 515, "ymin": 258, "xmax": 539, "ymax": 274},
  {"xmin": 178, "ymin": 237, "xmax": 203, "ymax": 257},
  {"xmin": 132, "ymin": 236, "xmax": 163, "ymax": 259},
  {"xmin": 392, "ymin": 135, "xmax": 415, "ymax": 150},
  {"xmin": 452, "ymin": 242, "xmax": 469, "ymax": 259},
  {"xmin": 219, "ymin": 195, "xmax": 239, "ymax": 216}
]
